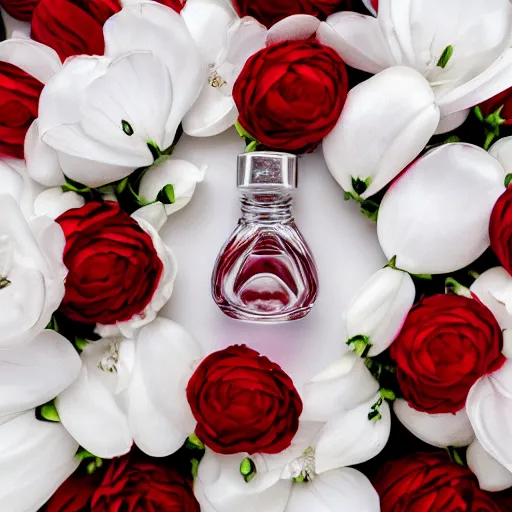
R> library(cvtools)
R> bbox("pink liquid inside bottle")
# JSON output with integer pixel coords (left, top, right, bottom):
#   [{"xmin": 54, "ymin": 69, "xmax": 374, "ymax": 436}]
[{"xmin": 212, "ymin": 152, "xmax": 318, "ymax": 322}]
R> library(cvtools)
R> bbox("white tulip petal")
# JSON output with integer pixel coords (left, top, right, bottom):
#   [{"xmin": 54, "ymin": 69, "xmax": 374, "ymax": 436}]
[
  {"xmin": 266, "ymin": 15, "xmax": 320, "ymax": 46},
  {"xmin": 56, "ymin": 342, "xmax": 132, "ymax": 459},
  {"xmin": 377, "ymin": 143, "xmax": 506, "ymax": 274},
  {"xmin": 195, "ymin": 450, "xmax": 292, "ymax": 512},
  {"xmin": 286, "ymin": 468, "xmax": 379, "ymax": 512},
  {"xmin": 490, "ymin": 136, "xmax": 512, "ymax": 175},
  {"xmin": 0, "ymin": 38, "xmax": 61, "ymax": 84},
  {"xmin": 128, "ymin": 318, "xmax": 201, "ymax": 456},
  {"xmin": 435, "ymin": 109, "xmax": 471, "ymax": 135},
  {"xmin": 182, "ymin": 0, "xmax": 238, "ymax": 64},
  {"xmin": 132, "ymin": 201, "xmax": 168, "ymax": 232},
  {"xmin": 394, "ymin": 399, "xmax": 474, "ymax": 448},
  {"xmin": 103, "ymin": 2, "xmax": 205, "ymax": 146},
  {"xmin": 34, "ymin": 188, "xmax": 85, "ymax": 219},
  {"xmin": 323, "ymin": 66, "xmax": 439, "ymax": 199},
  {"xmin": 139, "ymin": 158, "xmax": 206, "ymax": 215},
  {"xmin": 0, "ymin": 330, "xmax": 81, "ymax": 417},
  {"xmin": 301, "ymin": 353, "xmax": 379, "ymax": 423},
  {"xmin": 467, "ymin": 360, "xmax": 512, "ymax": 472},
  {"xmin": 325, "ymin": 12, "xmax": 393, "ymax": 74},
  {"xmin": 314, "ymin": 394, "xmax": 391, "ymax": 473},
  {"xmin": 182, "ymin": 84, "xmax": 238, "ymax": 137},
  {"xmin": 470, "ymin": 267, "xmax": 512, "ymax": 331},
  {"xmin": 345, "ymin": 267, "xmax": 415, "ymax": 357},
  {"xmin": 24, "ymin": 120, "xmax": 65, "ymax": 188},
  {"xmin": 0, "ymin": 411, "xmax": 79, "ymax": 512},
  {"xmin": 467, "ymin": 439, "xmax": 512, "ymax": 492}
]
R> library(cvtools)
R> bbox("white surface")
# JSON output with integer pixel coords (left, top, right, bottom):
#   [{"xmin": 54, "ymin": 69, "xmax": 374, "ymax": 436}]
[{"xmin": 161, "ymin": 128, "xmax": 385, "ymax": 387}]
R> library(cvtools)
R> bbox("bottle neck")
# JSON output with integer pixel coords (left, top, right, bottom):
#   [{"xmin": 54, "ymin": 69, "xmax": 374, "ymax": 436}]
[{"xmin": 240, "ymin": 191, "xmax": 294, "ymax": 224}]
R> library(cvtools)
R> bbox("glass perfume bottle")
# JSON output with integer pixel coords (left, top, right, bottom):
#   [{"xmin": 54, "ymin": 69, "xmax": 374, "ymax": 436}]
[{"xmin": 212, "ymin": 152, "xmax": 318, "ymax": 322}]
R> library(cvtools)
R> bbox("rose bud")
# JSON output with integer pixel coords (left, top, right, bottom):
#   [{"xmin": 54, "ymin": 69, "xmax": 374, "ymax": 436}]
[
  {"xmin": 344, "ymin": 266, "xmax": 415, "ymax": 357},
  {"xmin": 31, "ymin": 0, "xmax": 122, "ymax": 61},
  {"xmin": 378, "ymin": 143, "xmax": 506, "ymax": 275},
  {"xmin": 391, "ymin": 294, "xmax": 505, "ymax": 415},
  {"xmin": 232, "ymin": 0, "xmax": 346, "ymax": 28},
  {"xmin": 373, "ymin": 451, "xmax": 504, "ymax": 512},
  {"xmin": 233, "ymin": 39, "xmax": 348, "ymax": 154},
  {"xmin": 0, "ymin": 0, "xmax": 38, "ymax": 21},
  {"xmin": 324, "ymin": 66, "xmax": 440, "ymax": 200},
  {"xmin": 186, "ymin": 344, "xmax": 302, "ymax": 455},
  {"xmin": 56, "ymin": 201, "xmax": 177, "ymax": 336}
]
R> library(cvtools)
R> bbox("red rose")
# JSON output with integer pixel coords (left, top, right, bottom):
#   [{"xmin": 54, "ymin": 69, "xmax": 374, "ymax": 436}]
[
  {"xmin": 186, "ymin": 344, "xmax": 302, "ymax": 455},
  {"xmin": 232, "ymin": 0, "xmax": 345, "ymax": 28},
  {"xmin": 46, "ymin": 471, "xmax": 101, "ymax": 512},
  {"xmin": 0, "ymin": 0, "xmax": 38, "ymax": 20},
  {"xmin": 56, "ymin": 201, "xmax": 163, "ymax": 326},
  {"xmin": 490, "ymin": 187, "xmax": 512, "ymax": 274},
  {"xmin": 390, "ymin": 294, "xmax": 504, "ymax": 414},
  {"xmin": 0, "ymin": 62, "xmax": 43, "ymax": 159},
  {"xmin": 480, "ymin": 89, "xmax": 512, "ymax": 125},
  {"xmin": 91, "ymin": 458, "xmax": 200, "ymax": 512},
  {"xmin": 31, "ymin": 0, "xmax": 121, "ymax": 61},
  {"xmin": 373, "ymin": 452, "xmax": 505, "ymax": 512},
  {"xmin": 233, "ymin": 40, "xmax": 348, "ymax": 153}
]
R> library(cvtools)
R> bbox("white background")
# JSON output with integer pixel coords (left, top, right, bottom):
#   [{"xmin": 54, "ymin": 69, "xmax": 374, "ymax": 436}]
[{"xmin": 161, "ymin": 128, "xmax": 386, "ymax": 388}]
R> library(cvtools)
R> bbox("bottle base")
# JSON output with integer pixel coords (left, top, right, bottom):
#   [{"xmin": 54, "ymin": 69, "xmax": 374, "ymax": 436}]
[{"xmin": 216, "ymin": 303, "xmax": 315, "ymax": 323}]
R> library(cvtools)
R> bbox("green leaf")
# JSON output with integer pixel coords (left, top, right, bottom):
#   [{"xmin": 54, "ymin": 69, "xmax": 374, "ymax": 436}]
[
  {"xmin": 0, "ymin": 276, "xmax": 10, "ymax": 289},
  {"xmin": 45, "ymin": 316, "xmax": 58, "ymax": 332},
  {"xmin": 234, "ymin": 121, "xmax": 256, "ymax": 142},
  {"xmin": 368, "ymin": 410, "xmax": 382, "ymax": 422},
  {"xmin": 245, "ymin": 140, "xmax": 258, "ymax": 153},
  {"xmin": 351, "ymin": 177, "xmax": 370, "ymax": 196},
  {"xmin": 385, "ymin": 256, "xmax": 397, "ymax": 269},
  {"xmin": 360, "ymin": 199, "xmax": 379, "ymax": 222},
  {"xmin": 293, "ymin": 474, "xmax": 306, "ymax": 483},
  {"xmin": 346, "ymin": 335, "xmax": 372, "ymax": 358},
  {"xmin": 411, "ymin": 273, "xmax": 433, "ymax": 281},
  {"xmin": 379, "ymin": 388, "xmax": 396, "ymax": 401},
  {"xmin": 445, "ymin": 277, "xmax": 472, "ymax": 298},
  {"xmin": 62, "ymin": 175, "xmax": 90, "ymax": 194},
  {"xmin": 40, "ymin": 402, "xmax": 60, "ymax": 422},
  {"xmin": 75, "ymin": 337, "xmax": 88, "ymax": 352},
  {"xmin": 75, "ymin": 449, "xmax": 96, "ymax": 462},
  {"xmin": 121, "ymin": 120, "xmax": 134, "ymax": 136},
  {"xmin": 156, "ymin": 184, "xmax": 176, "ymax": 205},
  {"xmin": 505, "ymin": 173, "xmax": 512, "ymax": 187},
  {"xmin": 437, "ymin": 45, "xmax": 453, "ymax": 68},
  {"xmin": 147, "ymin": 140, "xmax": 162, "ymax": 161},
  {"xmin": 185, "ymin": 433, "xmax": 205, "ymax": 451},
  {"xmin": 240, "ymin": 458, "xmax": 256, "ymax": 483},
  {"xmin": 474, "ymin": 106, "xmax": 484, "ymax": 122},
  {"xmin": 191, "ymin": 458, "xmax": 200, "ymax": 479},
  {"xmin": 443, "ymin": 135, "xmax": 460, "ymax": 144},
  {"xmin": 116, "ymin": 177, "xmax": 129, "ymax": 194},
  {"xmin": 344, "ymin": 191, "xmax": 353, "ymax": 201}
]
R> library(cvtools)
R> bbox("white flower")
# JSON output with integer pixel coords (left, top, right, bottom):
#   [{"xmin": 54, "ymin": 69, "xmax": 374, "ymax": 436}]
[
  {"xmin": 0, "ymin": 411, "xmax": 80, "ymax": 512},
  {"xmin": 323, "ymin": 66, "xmax": 440, "ymax": 199},
  {"xmin": 344, "ymin": 266, "xmax": 415, "ymax": 357},
  {"xmin": 34, "ymin": 187, "xmax": 85, "ymax": 220},
  {"xmin": 137, "ymin": 157, "xmax": 206, "ymax": 218},
  {"xmin": 56, "ymin": 318, "xmax": 201, "ymax": 459},
  {"xmin": 327, "ymin": 0, "xmax": 512, "ymax": 131},
  {"xmin": 32, "ymin": 2, "xmax": 204, "ymax": 188},
  {"xmin": 377, "ymin": 143, "xmax": 506, "ymax": 274},
  {"xmin": 467, "ymin": 439, "xmax": 512, "ymax": 492},
  {"xmin": 0, "ymin": 329, "xmax": 82, "ymax": 511}
]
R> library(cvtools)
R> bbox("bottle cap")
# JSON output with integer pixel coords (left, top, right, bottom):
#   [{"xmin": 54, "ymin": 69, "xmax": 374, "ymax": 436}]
[{"xmin": 237, "ymin": 152, "xmax": 297, "ymax": 189}]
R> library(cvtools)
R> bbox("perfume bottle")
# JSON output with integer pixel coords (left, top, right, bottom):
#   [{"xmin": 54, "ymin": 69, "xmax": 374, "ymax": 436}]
[{"xmin": 212, "ymin": 152, "xmax": 318, "ymax": 322}]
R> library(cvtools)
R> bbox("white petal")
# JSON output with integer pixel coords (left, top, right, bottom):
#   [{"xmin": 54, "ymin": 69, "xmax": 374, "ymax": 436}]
[
  {"xmin": 345, "ymin": 267, "xmax": 415, "ymax": 356},
  {"xmin": 323, "ymin": 66, "xmax": 440, "ymax": 199},
  {"xmin": 0, "ymin": 330, "xmax": 81, "ymax": 417},
  {"xmin": 362, "ymin": 0, "xmax": 377, "ymax": 16},
  {"xmin": 132, "ymin": 201, "xmax": 168, "ymax": 232},
  {"xmin": 195, "ymin": 450, "xmax": 292, "ymax": 512},
  {"xmin": 0, "ymin": 411, "xmax": 79, "ymax": 512},
  {"xmin": 435, "ymin": 109, "xmax": 471, "ymax": 135},
  {"xmin": 24, "ymin": 120, "xmax": 65, "ymax": 187},
  {"xmin": 490, "ymin": 136, "xmax": 512, "ymax": 175},
  {"xmin": 437, "ymin": 47, "xmax": 512, "ymax": 117},
  {"xmin": 0, "ymin": 38, "xmax": 61, "ymax": 84},
  {"xmin": 266, "ymin": 15, "xmax": 320, "ymax": 46},
  {"xmin": 467, "ymin": 439, "xmax": 512, "ymax": 492},
  {"xmin": 324, "ymin": 12, "xmax": 394, "ymax": 74},
  {"xmin": 286, "ymin": 468, "xmax": 379, "ymax": 512},
  {"xmin": 314, "ymin": 394, "xmax": 391, "ymax": 473},
  {"xmin": 301, "ymin": 353, "xmax": 379, "ymax": 423},
  {"xmin": 34, "ymin": 188, "xmax": 85, "ymax": 219},
  {"xmin": 103, "ymin": 2, "xmax": 205, "ymax": 146},
  {"xmin": 182, "ymin": 0, "xmax": 238, "ymax": 64},
  {"xmin": 56, "ymin": 341, "xmax": 132, "ymax": 459},
  {"xmin": 394, "ymin": 399, "xmax": 474, "ymax": 448},
  {"xmin": 139, "ymin": 157, "xmax": 206, "ymax": 215},
  {"xmin": 128, "ymin": 318, "xmax": 201, "ymax": 456},
  {"xmin": 377, "ymin": 143, "xmax": 506, "ymax": 274},
  {"xmin": 182, "ymin": 84, "xmax": 238, "ymax": 137},
  {"xmin": 470, "ymin": 267, "xmax": 512, "ymax": 331},
  {"xmin": 467, "ymin": 360, "xmax": 512, "ymax": 472}
]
